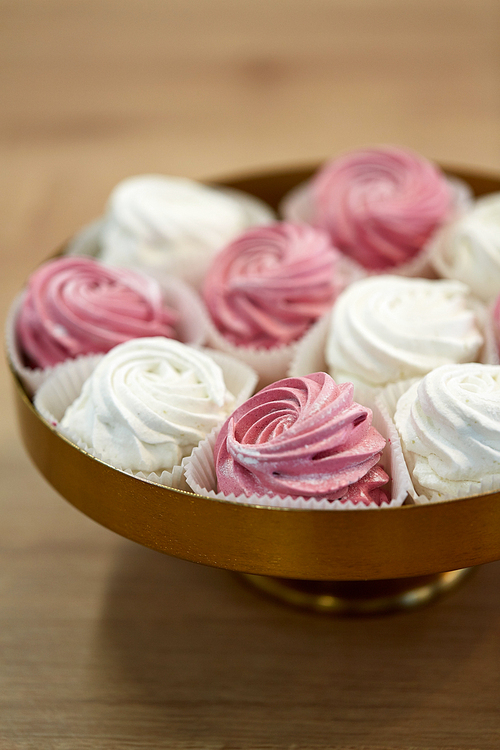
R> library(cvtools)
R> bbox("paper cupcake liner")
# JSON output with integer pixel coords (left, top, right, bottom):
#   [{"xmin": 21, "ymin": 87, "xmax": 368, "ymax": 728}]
[
  {"xmin": 184, "ymin": 393, "xmax": 410, "ymax": 510},
  {"xmin": 280, "ymin": 175, "xmax": 472, "ymax": 281},
  {"xmin": 6, "ymin": 292, "xmax": 41, "ymax": 396},
  {"xmin": 34, "ymin": 353, "xmax": 105, "ymax": 425},
  {"xmin": 33, "ymin": 346, "xmax": 258, "ymax": 491},
  {"xmin": 374, "ymin": 379, "xmax": 423, "ymax": 504},
  {"xmin": 202, "ymin": 348, "xmax": 259, "ymax": 407},
  {"xmin": 288, "ymin": 313, "xmax": 330, "ymax": 380},
  {"xmin": 157, "ymin": 276, "xmax": 208, "ymax": 346},
  {"xmin": 203, "ymin": 313, "xmax": 302, "ymax": 389},
  {"xmin": 447, "ymin": 174, "xmax": 475, "ymax": 215}
]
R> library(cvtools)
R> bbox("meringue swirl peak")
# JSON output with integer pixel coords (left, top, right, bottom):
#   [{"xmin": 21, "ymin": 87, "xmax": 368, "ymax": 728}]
[
  {"xmin": 16, "ymin": 256, "xmax": 179, "ymax": 369},
  {"xmin": 60, "ymin": 337, "xmax": 236, "ymax": 474},
  {"xmin": 215, "ymin": 372, "xmax": 389, "ymax": 505},
  {"xmin": 326, "ymin": 275, "xmax": 483, "ymax": 388},
  {"xmin": 203, "ymin": 222, "xmax": 340, "ymax": 349},
  {"xmin": 394, "ymin": 363, "xmax": 500, "ymax": 501},
  {"xmin": 310, "ymin": 145, "xmax": 454, "ymax": 270}
]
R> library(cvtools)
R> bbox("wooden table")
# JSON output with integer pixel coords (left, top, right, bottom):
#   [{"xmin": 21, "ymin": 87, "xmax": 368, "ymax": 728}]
[{"xmin": 2, "ymin": 2, "xmax": 500, "ymax": 747}]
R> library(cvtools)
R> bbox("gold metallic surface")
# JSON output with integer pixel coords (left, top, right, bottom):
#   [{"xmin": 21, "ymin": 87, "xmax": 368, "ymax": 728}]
[
  {"xmin": 10, "ymin": 165, "xmax": 500, "ymax": 583},
  {"xmin": 241, "ymin": 569, "xmax": 473, "ymax": 614}
]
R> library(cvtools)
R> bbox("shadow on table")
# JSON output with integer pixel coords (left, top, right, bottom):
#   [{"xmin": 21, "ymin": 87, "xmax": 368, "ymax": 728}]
[{"xmin": 95, "ymin": 541, "xmax": 500, "ymax": 748}]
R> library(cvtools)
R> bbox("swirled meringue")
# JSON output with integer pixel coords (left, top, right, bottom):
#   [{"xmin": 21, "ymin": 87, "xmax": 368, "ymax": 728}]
[
  {"xmin": 98, "ymin": 175, "xmax": 274, "ymax": 287},
  {"xmin": 16, "ymin": 257, "xmax": 179, "ymax": 369},
  {"xmin": 394, "ymin": 363, "xmax": 500, "ymax": 501},
  {"xmin": 431, "ymin": 192, "xmax": 500, "ymax": 302},
  {"xmin": 203, "ymin": 222, "xmax": 339, "ymax": 349},
  {"xmin": 284, "ymin": 146, "xmax": 458, "ymax": 271},
  {"xmin": 214, "ymin": 372, "xmax": 389, "ymax": 505},
  {"xmin": 60, "ymin": 338, "xmax": 237, "ymax": 474},
  {"xmin": 326, "ymin": 276, "xmax": 483, "ymax": 388}
]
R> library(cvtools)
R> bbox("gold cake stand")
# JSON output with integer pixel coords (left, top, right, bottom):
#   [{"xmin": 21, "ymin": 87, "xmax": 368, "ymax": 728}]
[{"xmin": 10, "ymin": 163, "xmax": 500, "ymax": 614}]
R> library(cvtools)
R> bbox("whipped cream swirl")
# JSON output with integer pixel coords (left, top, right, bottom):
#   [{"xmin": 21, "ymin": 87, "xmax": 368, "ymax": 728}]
[
  {"xmin": 16, "ymin": 257, "xmax": 178, "ymax": 369},
  {"xmin": 99, "ymin": 175, "xmax": 274, "ymax": 285},
  {"xmin": 394, "ymin": 363, "xmax": 500, "ymax": 501},
  {"xmin": 215, "ymin": 372, "xmax": 389, "ymax": 505},
  {"xmin": 309, "ymin": 146, "xmax": 454, "ymax": 270},
  {"xmin": 60, "ymin": 338, "xmax": 235, "ymax": 474},
  {"xmin": 203, "ymin": 222, "xmax": 339, "ymax": 349},
  {"xmin": 326, "ymin": 275, "xmax": 483, "ymax": 388},
  {"xmin": 431, "ymin": 192, "xmax": 500, "ymax": 302}
]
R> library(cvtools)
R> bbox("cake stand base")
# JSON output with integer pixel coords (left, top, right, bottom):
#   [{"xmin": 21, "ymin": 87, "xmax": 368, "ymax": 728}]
[{"xmin": 241, "ymin": 568, "xmax": 472, "ymax": 615}]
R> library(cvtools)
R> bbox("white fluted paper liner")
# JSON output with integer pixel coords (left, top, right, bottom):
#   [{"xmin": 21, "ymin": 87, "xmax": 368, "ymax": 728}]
[
  {"xmin": 375, "ymin": 378, "xmax": 445, "ymax": 505},
  {"xmin": 374, "ymin": 379, "xmax": 423, "ymax": 504},
  {"xmin": 34, "ymin": 353, "xmax": 105, "ymax": 425},
  {"xmin": 288, "ymin": 313, "xmax": 330, "ymax": 379},
  {"xmin": 280, "ymin": 175, "xmax": 472, "ymax": 280},
  {"xmin": 7, "ymin": 270, "xmax": 208, "ymax": 399},
  {"xmin": 157, "ymin": 276, "xmax": 208, "ymax": 346},
  {"xmin": 33, "ymin": 346, "xmax": 258, "ymax": 491},
  {"xmin": 203, "ymin": 312, "xmax": 300, "ymax": 389},
  {"xmin": 184, "ymin": 395, "xmax": 410, "ymax": 510}
]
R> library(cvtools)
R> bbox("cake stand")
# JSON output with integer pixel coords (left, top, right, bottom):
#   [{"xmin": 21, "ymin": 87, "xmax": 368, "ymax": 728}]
[{"xmin": 10, "ymin": 163, "xmax": 500, "ymax": 614}]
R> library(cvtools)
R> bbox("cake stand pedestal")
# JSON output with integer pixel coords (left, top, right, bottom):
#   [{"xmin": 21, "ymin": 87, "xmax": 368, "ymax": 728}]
[{"xmin": 241, "ymin": 568, "xmax": 472, "ymax": 615}]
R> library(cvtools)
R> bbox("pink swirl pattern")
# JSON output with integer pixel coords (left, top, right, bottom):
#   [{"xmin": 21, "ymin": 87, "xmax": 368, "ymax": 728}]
[
  {"xmin": 311, "ymin": 146, "xmax": 453, "ymax": 270},
  {"xmin": 16, "ymin": 257, "xmax": 179, "ymax": 368},
  {"xmin": 202, "ymin": 222, "xmax": 339, "ymax": 349},
  {"xmin": 215, "ymin": 372, "xmax": 389, "ymax": 505},
  {"xmin": 493, "ymin": 294, "xmax": 500, "ymax": 356}
]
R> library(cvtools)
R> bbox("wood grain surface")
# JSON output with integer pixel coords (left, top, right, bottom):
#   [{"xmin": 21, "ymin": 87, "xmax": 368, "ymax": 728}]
[{"xmin": 1, "ymin": 1, "xmax": 500, "ymax": 748}]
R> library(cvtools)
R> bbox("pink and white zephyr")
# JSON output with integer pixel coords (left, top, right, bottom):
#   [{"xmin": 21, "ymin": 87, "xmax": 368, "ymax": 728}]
[
  {"xmin": 214, "ymin": 372, "xmax": 389, "ymax": 506},
  {"xmin": 309, "ymin": 146, "xmax": 454, "ymax": 271},
  {"xmin": 16, "ymin": 256, "xmax": 179, "ymax": 368},
  {"xmin": 203, "ymin": 222, "xmax": 340, "ymax": 349}
]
